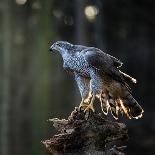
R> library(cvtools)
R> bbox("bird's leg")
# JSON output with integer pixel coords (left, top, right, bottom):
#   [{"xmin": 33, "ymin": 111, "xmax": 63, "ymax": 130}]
[
  {"xmin": 74, "ymin": 73, "xmax": 90, "ymax": 111},
  {"xmin": 84, "ymin": 94, "xmax": 95, "ymax": 112},
  {"xmin": 79, "ymin": 94, "xmax": 92, "ymax": 110}
]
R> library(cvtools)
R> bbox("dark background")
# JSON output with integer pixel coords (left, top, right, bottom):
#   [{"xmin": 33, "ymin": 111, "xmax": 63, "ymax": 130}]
[{"xmin": 0, "ymin": 0, "xmax": 155, "ymax": 155}]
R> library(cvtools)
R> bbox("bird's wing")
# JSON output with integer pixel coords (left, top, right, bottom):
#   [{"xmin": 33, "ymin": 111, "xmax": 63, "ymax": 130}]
[
  {"xmin": 82, "ymin": 47, "xmax": 130, "ymax": 90},
  {"xmin": 107, "ymin": 54, "xmax": 123, "ymax": 68}
]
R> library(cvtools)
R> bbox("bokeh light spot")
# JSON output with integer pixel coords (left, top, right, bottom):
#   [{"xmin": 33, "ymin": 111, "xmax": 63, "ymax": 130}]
[
  {"xmin": 84, "ymin": 5, "xmax": 99, "ymax": 21},
  {"xmin": 15, "ymin": 0, "xmax": 27, "ymax": 5},
  {"xmin": 53, "ymin": 10, "xmax": 63, "ymax": 19}
]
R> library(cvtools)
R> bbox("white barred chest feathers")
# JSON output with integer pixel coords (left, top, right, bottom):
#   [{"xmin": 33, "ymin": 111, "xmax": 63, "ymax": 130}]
[{"xmin": 64, "ymin": 55, "xmax": 90, "ymax": 77}]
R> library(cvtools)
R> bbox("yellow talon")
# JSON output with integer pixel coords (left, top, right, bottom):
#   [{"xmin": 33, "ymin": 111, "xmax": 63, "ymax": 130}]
[
  {"xmin": 84, "ymin": 95, "xmax": 95, "ymax": 112},
  {"xmin": 79, "ymin": 99, "xmax": 89, "ymax": 110},
  {"xmin": 84, "ymin": 103, "xmax": 95, "ymax": 112}
]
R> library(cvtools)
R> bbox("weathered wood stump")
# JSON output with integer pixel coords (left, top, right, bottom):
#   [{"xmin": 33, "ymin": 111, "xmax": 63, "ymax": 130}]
[{"xmin": 42, "ymin": 107, "xmax": 128, "ymax": 155}]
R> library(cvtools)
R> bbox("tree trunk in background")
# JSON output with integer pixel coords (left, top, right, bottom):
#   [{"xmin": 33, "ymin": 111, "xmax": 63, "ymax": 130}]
[
  {"xmin": 0, "ymin": 0, "xmax": 11, "ymax": 155},
  {"xmin": 94, "ymin": 0, "xmax": 105, "ymax": 50},
  {"xmin": 1, "ymin": 1, "xmax": 38, "ymax": 155},
  {"xmin": 10, "ymin": 3, "xmax": 34, "ymax": 155},
  {"xmin": 75, "ymin": 0, "xmax": 86, "ymax": 44},
  {"xmin": 32, "ymin": 1, "xmax": 52, "ymax": 155}
]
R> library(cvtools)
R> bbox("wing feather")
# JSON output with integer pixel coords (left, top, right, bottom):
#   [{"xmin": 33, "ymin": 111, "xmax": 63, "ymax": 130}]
[
  {"xmin": 82, "ymin": 48, "xmax": 130, "ymax": 90},
  {"xmin": 107, "ymin": 54, "xmax": 123, "ymax": 68}
]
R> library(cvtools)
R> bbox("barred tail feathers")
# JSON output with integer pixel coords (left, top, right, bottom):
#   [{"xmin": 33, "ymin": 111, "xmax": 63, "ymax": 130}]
[
  {"xmin": 100, "ymin": 92, "xmax": 119, "ymax": 119},
  {"xmin": 121, "ymin": 89, "xmax": 144, "ymax": 119},
  {"xmin": 108, "ymin": 93, "xmax": 119, "ymax": 119},
  {"xmin": 100, "ymin": 90, "xmax": 143, "ymax": 119}
]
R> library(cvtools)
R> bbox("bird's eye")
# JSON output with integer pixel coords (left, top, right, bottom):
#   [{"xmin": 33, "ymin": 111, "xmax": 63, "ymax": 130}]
[{"xmin": 56, "ymin": 43, "xmax": 61, "ymax": 47}]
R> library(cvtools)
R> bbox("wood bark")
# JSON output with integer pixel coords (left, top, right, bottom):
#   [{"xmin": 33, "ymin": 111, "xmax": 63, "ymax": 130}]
[
  {"xmin": 42, "ymin": 107, "xmax": 128, "ymax": 155},
  {"xmin": 0, "ymin": 0, "xmax": 11, "ymax": 154}
]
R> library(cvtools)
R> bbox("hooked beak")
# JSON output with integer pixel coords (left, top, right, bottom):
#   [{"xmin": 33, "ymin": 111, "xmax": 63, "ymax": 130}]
[{"xmin": 49, "ymin": 43, "xmax": 55, "ymax": 52}]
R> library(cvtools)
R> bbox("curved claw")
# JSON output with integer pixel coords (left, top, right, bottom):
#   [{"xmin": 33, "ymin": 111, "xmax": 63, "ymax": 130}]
[
  {"xmin": 84, "ymin": 95, "xmax": 95, "ymax": 112},
  {"xmin": 84, "ymin": 103, "xmax": 95, "ymax": 112},
  {"xmin": 79, "ymin": 99, "xmax": 89, "ymax": 110},
  {"xmin": 79, "ymin": 102, "xmax": 89, "ymax": 110}
]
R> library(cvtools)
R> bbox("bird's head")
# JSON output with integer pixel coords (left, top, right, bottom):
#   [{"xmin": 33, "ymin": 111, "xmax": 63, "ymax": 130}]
[{"xmin": 49, "ymin": 41, "xmax": 74, "ymax": 54}]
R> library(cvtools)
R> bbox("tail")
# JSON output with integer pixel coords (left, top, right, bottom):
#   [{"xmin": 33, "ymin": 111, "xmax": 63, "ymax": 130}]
[
  {"xmin": 100, "ymin": 90, "xmax": 144, "ymax": 119},
  {"xmin": 119, "ymin": 70, "xmax": 137, "ymax": 84},
  {"xmin": 100, "ymin": 92, "xmax": 119, "ymax": 120},
  {"xmin": 120, "ymin": 88, "xmax": 144, "ymax": 119}
]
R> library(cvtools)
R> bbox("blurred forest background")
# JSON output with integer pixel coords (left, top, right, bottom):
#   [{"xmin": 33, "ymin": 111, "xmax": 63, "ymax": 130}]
[{"xmin": 0, "ymin": 0, "xmax": 155, "ymax": 155}]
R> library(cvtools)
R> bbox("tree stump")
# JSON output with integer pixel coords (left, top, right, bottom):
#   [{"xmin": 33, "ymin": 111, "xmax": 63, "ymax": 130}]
[{"xmin": 42, "ymin": 107, "xmax": 128, "ymax": 155}]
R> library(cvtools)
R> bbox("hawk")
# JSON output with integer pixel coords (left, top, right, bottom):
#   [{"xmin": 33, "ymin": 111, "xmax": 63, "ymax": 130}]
[{"xmin": 50, "ymin": 41, "xmax": 144, "ymax": 119}]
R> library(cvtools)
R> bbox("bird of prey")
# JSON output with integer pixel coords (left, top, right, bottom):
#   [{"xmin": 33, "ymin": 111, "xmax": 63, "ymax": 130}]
[{"xmin": 50, "ymin": 41, "xmax": 144, "ymax": 119}]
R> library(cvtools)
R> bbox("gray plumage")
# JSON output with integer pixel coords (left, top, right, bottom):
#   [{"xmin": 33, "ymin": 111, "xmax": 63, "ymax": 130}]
[{"xmin": 50, "ymin": 41, "xmax": 144, "ymax": 119}]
